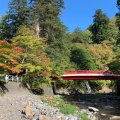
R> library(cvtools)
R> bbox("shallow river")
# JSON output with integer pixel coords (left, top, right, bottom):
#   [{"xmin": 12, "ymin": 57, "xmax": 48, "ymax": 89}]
[{"xmin": 61, "ymin": 92, "xmax": 120, "ymax": 120}]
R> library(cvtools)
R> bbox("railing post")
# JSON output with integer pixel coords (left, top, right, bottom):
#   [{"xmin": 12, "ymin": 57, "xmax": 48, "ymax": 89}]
[
  {"xmin": 16, "ymin": 75, "xmax": 19, "ymax": 82},
  {"xmin": 12, "ymin": 76, "xmax": 14, "ymax": 81},
  {"xmin": 5, "ymin": 75, "xmax": 9, "ymax": 83}
]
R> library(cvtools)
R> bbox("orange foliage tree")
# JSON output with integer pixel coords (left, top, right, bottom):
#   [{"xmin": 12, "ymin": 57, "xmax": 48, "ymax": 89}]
[{"xmin": 0, "ymin": 40, "xmax": 23, "ymax": 74}]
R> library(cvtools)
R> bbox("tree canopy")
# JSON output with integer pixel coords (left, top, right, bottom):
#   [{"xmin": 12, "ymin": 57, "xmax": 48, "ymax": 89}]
[
  {"xmin": 89, "ymin": 9, "xmax": 109, "ymax": 44},
  {"xmin": 0, "ymin": 0, "xmax": 120, "ymax": 92}
]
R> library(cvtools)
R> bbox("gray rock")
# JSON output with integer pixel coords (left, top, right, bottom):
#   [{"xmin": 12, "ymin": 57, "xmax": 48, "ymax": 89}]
[
  {"xmin": 110, "ymin": 116, "xmax": 120, "ymax": 120},
  {"xmin": 88, "ymin": 107, "xmax": 99, "ymax": 112},
  {"xmin": 101, "ymin": 113, "xmax": 106, "ymax": 116},
  {"xmin": 31, "ymin": 107, "xmax": 39, "ymax": 112},
  {"xmin": 69, "ymin": 116, "xmax": 78, "ymax": 120},
  {"xmin": 36, "ymin": 104, "xmax": 42, "ymax": 109}
]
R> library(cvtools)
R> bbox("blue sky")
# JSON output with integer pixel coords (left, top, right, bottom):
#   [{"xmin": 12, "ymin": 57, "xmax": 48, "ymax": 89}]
[{"xmin": 0, "ymin": 0, "xmax": 118, "ymax": 32}]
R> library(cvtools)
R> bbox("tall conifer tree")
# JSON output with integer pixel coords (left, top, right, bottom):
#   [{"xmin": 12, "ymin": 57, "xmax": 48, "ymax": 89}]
[
  {"xmin": 116, "ymin": 0, "xmax": 120, "ymax": 44},
  {"xmin": 0, "ymin": 0, "xmax": 30, "ymax": 39},
  {"xmin": 90, "ymin": 9, "xmax": 109, "ymax": 44},
  {"xmin": 29, "ymin": 0, "xmax": 66, "ymax": 43}
]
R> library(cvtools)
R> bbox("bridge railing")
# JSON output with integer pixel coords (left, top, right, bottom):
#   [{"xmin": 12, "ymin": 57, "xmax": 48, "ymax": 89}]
[{"xmin": 64, "ymin": 70, "xmax": 120, "ymax": 74}]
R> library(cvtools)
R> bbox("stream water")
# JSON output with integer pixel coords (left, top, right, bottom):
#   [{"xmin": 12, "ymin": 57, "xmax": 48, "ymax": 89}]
[{"xmin": 60, "ymin": 92, "xmax": 120, "ymax": 120}]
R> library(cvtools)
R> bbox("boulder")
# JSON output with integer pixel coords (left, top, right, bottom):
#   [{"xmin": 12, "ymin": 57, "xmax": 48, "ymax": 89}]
[
  {"xmin": 110, "ymin": 116, "xmax": 120, "ymax": 120},
  {"xmin": 88, "ymin": 107, "xmax": 99, "ymax": 112}
]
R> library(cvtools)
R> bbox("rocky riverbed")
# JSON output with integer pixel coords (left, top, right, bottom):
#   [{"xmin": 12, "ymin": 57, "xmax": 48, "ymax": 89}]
[
  {"xmin": 1, "ymin": 82, "xmax": 120, "ymax": 120},
  {"xmin": 57, "ymin": 89, "xmax": 120, "ymax": 120},
  {"xmin": 0, "ymin": 94, "xmax": 80, "ymax": 120},
  {"xmin": 0, "ymin": 82, "xmax": 80, "ymax": 120}
]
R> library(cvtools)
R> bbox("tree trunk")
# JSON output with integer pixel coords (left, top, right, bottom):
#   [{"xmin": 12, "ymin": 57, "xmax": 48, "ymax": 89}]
[{"xmin": 32, "ymin": 17, "xmax": 40, "ymax": 38}]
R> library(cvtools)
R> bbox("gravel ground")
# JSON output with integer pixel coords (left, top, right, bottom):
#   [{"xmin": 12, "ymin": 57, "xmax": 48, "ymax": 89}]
[
  {"xmin": 0, "ymin": 82, "xmax": 34, "ymax": 120},
  {"xmin": 0, "ymin": 82, "xmax": 78, "ymax": 120}
]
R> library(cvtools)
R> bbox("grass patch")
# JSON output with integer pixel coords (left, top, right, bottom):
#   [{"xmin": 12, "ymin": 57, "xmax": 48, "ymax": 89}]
[
  {"xmin": 39, "ymin": 95, "xmax": 79, "ymax": 115},
  {"xmin": 78, "ymin": 111, "xmax": 90, "ymax": 120},
  {"xmin": 59, "ymin": 103, "xmax": 78, "ymax": 114},
  {"xmin": 39, "ymin": 95, "xmax": 91, "ymax": 119}
]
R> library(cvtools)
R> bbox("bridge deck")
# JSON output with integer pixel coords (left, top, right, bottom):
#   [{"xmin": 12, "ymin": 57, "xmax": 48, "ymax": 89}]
[{"xmin": 52, "ymin": 70, "xmax": 120, "ymax": 80}]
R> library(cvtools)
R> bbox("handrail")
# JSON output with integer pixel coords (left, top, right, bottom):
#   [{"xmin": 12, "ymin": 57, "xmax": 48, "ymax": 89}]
[{"xmin": 64, "ymin": 70, "xmax": 120, "ymax": 74}]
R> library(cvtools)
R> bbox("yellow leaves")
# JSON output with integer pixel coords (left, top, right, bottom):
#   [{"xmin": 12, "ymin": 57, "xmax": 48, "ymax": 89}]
[
  {"xmin": 13, "ymin": 27, "xmax": 46, "ymax": 49},
  {"xmin": 88, "ymin": 43, "xmax": 114, "ymax": 69},
  {"xmin": 17, "ymin": 63, "xmax": 42, "ymax": 73},
  {"xmin": 13, "ymin": 35, "xmax": 46, "ymax": 57},
  {"xmin": 12, "ymin": 27, "xmax": 51, "ymax": 75},
  {"xmin": 16, "ymin": 27, "xmax": 34, "ymax": 36}
]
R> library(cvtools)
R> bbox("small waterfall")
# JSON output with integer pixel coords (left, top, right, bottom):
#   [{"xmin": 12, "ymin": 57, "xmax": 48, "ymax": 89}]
[{"xmin": 85, "ymin": 81, "xmax": 92, "ymax": 93}]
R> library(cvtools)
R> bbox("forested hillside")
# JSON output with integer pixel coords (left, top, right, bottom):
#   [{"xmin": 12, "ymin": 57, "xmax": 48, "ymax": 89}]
[{"xmin": 0, "ymin": 0, "xmax": 120, "ymax": 94}]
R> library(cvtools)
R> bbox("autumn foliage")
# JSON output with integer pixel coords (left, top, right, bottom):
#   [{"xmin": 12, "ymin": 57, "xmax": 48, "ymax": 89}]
[
  {"xmin": 13, "ymin": 27, "xmax": 51, "ymax": 76},
  {"xmin": 87, "ymin": 42, "xmax": 114, "ymax": 69},
  {"xmin": 0, "ymin": 40, "xmax": 23, "ymax": 73}
]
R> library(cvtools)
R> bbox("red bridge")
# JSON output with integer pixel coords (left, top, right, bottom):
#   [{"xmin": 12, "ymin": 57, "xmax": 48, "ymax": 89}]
[{"xmin": 52, "ymin": 70, "xmax": 120, "ymax": 80}]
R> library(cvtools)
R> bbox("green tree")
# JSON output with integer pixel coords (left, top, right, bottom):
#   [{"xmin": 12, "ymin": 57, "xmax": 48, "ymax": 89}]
[
  {"xmin": 70, "ymin": 45, "xmax": 97, "ymax": 90},
  {"xmin": 46, "ymin": 39, "xmax": 72, "ymax": 77},
  {"xmin": 107, "ymin": 18, "xmax": 118, "ymax": 42},
  {"xmin": 29, "ymin": 0, "xmax": 66, "ymax": 43},
  {"xmin": 71, "ymin": 28, "xmax": 83, "ymax": 43},
  {"xmin": 89, "ymin": 9, "xmax": 109, "ymax": 44},
  {"xmin": 82, "ymin": 29, "xmax": 92, "ymax": 43},
  {"xmin": 13, "ymin": 27, "xmax": 51, "ymax": 84},
  {"xmin": 29, "ymin": 0, "xmax": 69, "ymax": 76},
  {"xmin": 116, "ymin": 0, "xmax": 120, "ymax": 44},
  {"xmin": 71, "ymin": 28, "xmax": 92, "ymax": 43},
  {"xmin": 28, "ymin": 0, "xmax": 73, "ymax": 88},
  {"xmin": 0, "ymin": 15, "xmax": 12, "ymax": 39},
  {"xmin": 108, "ymin": 0, "xmax": 120, "ymax": 95},
  {"xmin": 0, "ymin": 0, "xmax": 30, "ymax": 39},
  {"xmin": 114, "ymin": 0, "xmax": 120, "ymax": 69},
  {"xmin": 70, "ymin": 45, "xmax": 97, "ymax": 70},
  {"xmin": 116, "ymin": 0, "xmax": 120, "ymax": 95},
  {"xmin": 108, "ymin": 53, "xmax": 120, "ymax": 95}
]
